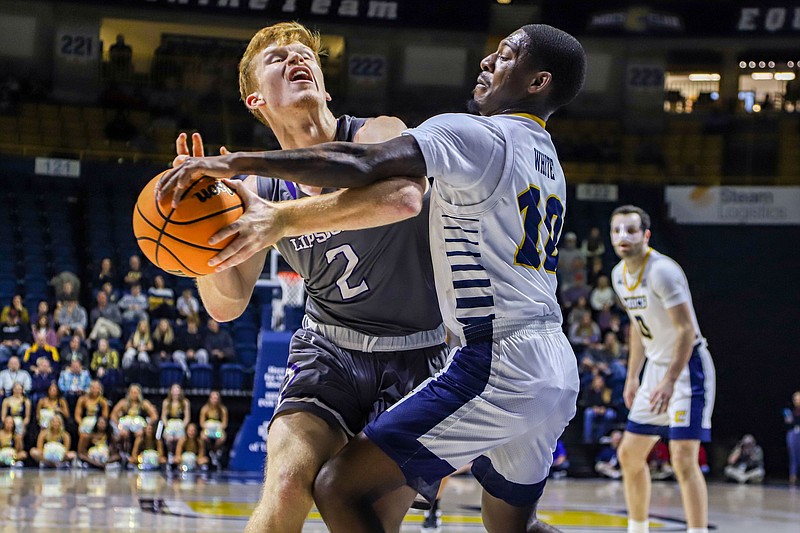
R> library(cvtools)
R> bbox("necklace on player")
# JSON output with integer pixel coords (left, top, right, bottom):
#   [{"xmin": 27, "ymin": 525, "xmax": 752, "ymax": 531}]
[{"xmin": 622, "ymin": 248, "xmax": 652, "ymax": 291}]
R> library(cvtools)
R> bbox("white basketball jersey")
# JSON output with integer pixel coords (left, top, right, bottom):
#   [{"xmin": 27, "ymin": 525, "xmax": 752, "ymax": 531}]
[
  {"xmin": 405, "ymin": 113, "xmax": 565, "ymax": 343},
  {"xmin": 611, "ymin": 248, "xmax": 703, "ymax": 364}
]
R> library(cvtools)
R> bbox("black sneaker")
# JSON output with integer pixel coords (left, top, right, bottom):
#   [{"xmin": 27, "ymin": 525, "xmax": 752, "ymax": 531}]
[{"xmin": 420, "ymin": 509, "xmax": 442, "ymax": 533}]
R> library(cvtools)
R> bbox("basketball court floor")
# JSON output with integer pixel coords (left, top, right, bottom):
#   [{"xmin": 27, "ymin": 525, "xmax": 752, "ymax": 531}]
[{"xmin": 1, "ymin": 469, "xmax": 798, "ymax": 532}]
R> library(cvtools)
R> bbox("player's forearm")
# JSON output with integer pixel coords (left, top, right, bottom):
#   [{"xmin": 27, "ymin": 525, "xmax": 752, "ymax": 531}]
[
  {"xmin": 277, "ymin": 177, "xmax": 426, "ymax": 236},
  {"xmin": 626, "ymin": 330, "xmax": 645, "ymax": 380},
  {"xmin": 664, "ymin": 326, "xmax": 695, "ymax": 383},
  {"xmin": 228, "ymin": 143, "xmax": 380, "ymax": 189},
  {"xmin": 227, "ymin": 136, "xmax": 425, "ymax": 190}
]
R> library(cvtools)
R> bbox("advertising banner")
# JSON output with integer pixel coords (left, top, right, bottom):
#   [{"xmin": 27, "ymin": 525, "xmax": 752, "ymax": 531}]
[
  {"xmin": 665, "ymin": 186, "xmax": 800, "ymax": 225},
  {"xmin": 228, "ymin": 330, "xmax": 292, "ymax": 471}
]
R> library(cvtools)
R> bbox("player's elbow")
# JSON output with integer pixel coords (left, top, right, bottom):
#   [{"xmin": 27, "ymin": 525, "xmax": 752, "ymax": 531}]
[
  {"xmin": 204, "ymin": 303, "xmax": 245, "ymax": 324},
  {"xmin": 395, "ymin": 187, "xmax": 424, "ymax": 218},
  {"xmin": 388, "ymin": 178, "xmax": 425, "ymax": 219}
]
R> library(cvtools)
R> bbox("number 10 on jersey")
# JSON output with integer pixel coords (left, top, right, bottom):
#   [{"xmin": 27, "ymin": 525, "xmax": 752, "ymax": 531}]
[{"xmin": 514, "ymin": 185, "xmax": 564, "ymax": 274}]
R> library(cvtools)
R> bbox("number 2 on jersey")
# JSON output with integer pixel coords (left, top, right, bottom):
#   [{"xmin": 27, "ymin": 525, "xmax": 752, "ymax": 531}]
[
  {"xmin": 514, "ymin": 185, "xmax": 564, "ymax": 273},
  {"xmin": 325, "ymin": 244, "xmax": 369, "ymax": 300}
]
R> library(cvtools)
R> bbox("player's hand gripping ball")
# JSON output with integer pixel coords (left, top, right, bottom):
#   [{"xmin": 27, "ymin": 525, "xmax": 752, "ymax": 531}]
[{"xmin": 133, "ymin": 171, "xmax": 244, "ymax": 277}]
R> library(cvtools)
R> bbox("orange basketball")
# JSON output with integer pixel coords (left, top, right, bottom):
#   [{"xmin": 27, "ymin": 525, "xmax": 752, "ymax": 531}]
[{"xmin": 133, "ymin": 171, "xmax": 244, "ymax": 277}]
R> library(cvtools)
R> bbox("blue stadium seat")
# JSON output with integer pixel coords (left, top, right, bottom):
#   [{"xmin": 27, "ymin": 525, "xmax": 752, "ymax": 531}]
[
  {"xmin": 220, "ymin": 363, "xmax": 245, "ymax": 392},
  {"xmin": 159, "ymin": 362, "xmax": 184, "ymax": 389},
  {"xmin": 236, "ymin": 345, "xmax": 258, "ymax": 369},
  {"xmin": 189, "ymin": 364, "xmax": 213, "ymax": 393}
]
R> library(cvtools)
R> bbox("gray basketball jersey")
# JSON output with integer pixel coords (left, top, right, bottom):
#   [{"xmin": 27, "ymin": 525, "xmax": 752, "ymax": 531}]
[{"xmin": 254, "ymin": 115, "xmax": 443, "ymax": 338}]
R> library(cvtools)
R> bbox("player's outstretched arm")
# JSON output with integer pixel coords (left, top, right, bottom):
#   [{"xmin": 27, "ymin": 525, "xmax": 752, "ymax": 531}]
[{"xmin": 157, "ymin": 135, "xmax": 427, "ymax": 206}]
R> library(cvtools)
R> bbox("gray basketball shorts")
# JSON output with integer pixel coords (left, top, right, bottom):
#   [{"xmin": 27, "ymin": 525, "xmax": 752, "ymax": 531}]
[{"xmin": 272, "ymin": 327, "xmax": 449, "ymax": 438}]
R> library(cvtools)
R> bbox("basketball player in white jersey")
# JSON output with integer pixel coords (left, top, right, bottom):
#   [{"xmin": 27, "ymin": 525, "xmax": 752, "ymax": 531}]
[
  {"xmin": 158, "ymin": 24, "xmax": 586, "ymax": 532},
  {"xmin": 609, "ymin": 205, "xmax": 716, "ymax": 533}
]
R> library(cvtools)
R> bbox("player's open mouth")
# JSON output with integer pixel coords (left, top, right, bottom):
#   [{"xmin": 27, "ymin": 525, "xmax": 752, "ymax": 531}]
[
  {"xmin": 287, "ymin": 66, "xmax": 315, "ymax": 86},
  {"xmin": 476, "ymin": 74, "xmax": 491, "ymax": 89}
]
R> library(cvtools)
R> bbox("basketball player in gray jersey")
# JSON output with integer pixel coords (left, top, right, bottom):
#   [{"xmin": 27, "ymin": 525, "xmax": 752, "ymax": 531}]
[{"xmin": 172, "ymin": 23, "xmax": 447, "ymax": 533}]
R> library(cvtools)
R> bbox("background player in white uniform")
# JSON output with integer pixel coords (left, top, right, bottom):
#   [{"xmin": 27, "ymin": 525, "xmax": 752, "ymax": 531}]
[
  {"xmin": 157, "ymin": 23, "xmax": 587, "ymax": 533},
  {"xmin": 609, "ymin": 205, "xmax": 716, "ymax": 533}
]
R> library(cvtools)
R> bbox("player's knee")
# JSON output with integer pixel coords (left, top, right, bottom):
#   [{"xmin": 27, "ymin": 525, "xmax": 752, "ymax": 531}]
[
  {"xmin": 617, "ymin": 441, "xmax": 642, "ymax": 467},
  {"xmin": 670, "ymin": 448, "xmax": 699, "ymax": 477},
  {"xmin": 313, "ymin": 460, "xmax": 341, "ymax": 508},
  {"xmin": 269, "ymin": 463, "xmax": 315, "ymax": 502}
]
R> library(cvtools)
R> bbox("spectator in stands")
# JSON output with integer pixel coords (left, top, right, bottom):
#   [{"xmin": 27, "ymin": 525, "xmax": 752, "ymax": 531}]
[
  {"xmin": 1, "ymin": 310, "xmax": 32, "ymax": 362},
  {"xmin": 109, "ymin": 34, "xmax": 133, "ymax": 78},
  {"xmin": 78, "ymin": 416, "xmax": 120, "ymax": 470},
  {"xmin": 32, "ymin": 314, "xmax": 59, "ymax": 348},
  {"xmin": 151, "ymin": 318, "xmax": 177, "ymax": 368},
  {"xmin": 95, "ymin": 257, "xmax": 116, "ymax": 289},
  {"xmin": 1, "ymin": 383, "xmax": 31, "ymax": 439},
  {"xmin": 604, "ymin": 312, "xmax": 626, "ymax": 344},
  {"xmin": 122, "ymin": 319, "xmax": 152, "ymax": 370},
  {"xmin": 725, "ymin": 434, "xmax": 765, "ymax": 484},
  {"xmin": 174, "ymin": 422, "xmax": 209, "ymax": 471},
  {"xmin": 36, "ymin": 382, "xmax": 69, "ymax": 431},
  {"xmin": 582, "ymin": 374, "xmax": 616, "ymax": 444},
  {"xmin": 785, "ymin": 391, "xmax": 800, "ymax": 485},
  {"xmin": 595, "ymin": 430, "xmax": 623, "ymax": 479},
  {"xmin": 51, "ymin": 271, "xmax": 80, "ymax": 303},
  {"xmin": 0, "ymin": 357, "xmax": 31, "ymax": 396},
  {"xmin": 105, "ymin": 110, "xmax": 138, "ymax": 143},
  {"xmin": 22, "ymin": 330, "xmax": 60, "ymax": 372},
  {"xmin": 75, "ymin": 380, "xmax": 109, "ymax": 435},
  {"xmin": 58, "ymin": 359, "xmax": 91, "ymax": 412},
  {"xmin": 581, "ymin": 227, "xmax": 606, "ymax": 262},
  {"xmin": 89, "ymin": 291, "xmax": 123, "ymax": 341},
  {"xmin": 90, "ymin": 338, "xmax": 122, "ymax": 392},
  {"xmin": 566, "ymin": 295, "xmax": 592, "ymax": 333},
  {"xmin": 204, "ymin": 319, "xmax": 234, "ymax": 374},
  {"xmin": 147, "ymin": 275, "xmax": 175, "ymax": 320},
  {"xmin": 1, "ymin": 295, "xmax": 29, "ymax": 325},
  {"xmin": 0, "ymin": 75, "xmax": 20, "ymax": 115},
  {"xmin": 698, "ymin": 444, "xmax": 710, "ymax": 476},
  {"xmin": 55, "ymin": 299, "xmax": 88, "ymax": 340},
  {"xmin": 590, "ymin": 275, "xmax": 616, "ymax": 312},
  {"xmin": 30, "ymin": 413, "xmax": 74, "ymax": 467},
  {"xmin": 32, "ymin": 300, "xmax": 52, "ymax": 327},
  {"xmin": 131, "ymin": 423, "xmax": 167, "ymax": 471},
  {"xmin": 587, "ymin": 255, "xmax": 606, "ymax": 288},
  {"xmin": 122, "ymin": 255, "xmax": 146, "ymax": 290},
  {"xmin": 558, "ymin": 231, "xmax": 585, "ymax": 290},
  {"xmin": 0, "ymin": 414, "xmax": 26, "ymax": 466},
  {"xmin": 561, "ymin": 255, "xmax": 590, "ymax": 307},
  {"xmin": 199, "ymin": 390, "xmax": 228, "ymax": 468},
  {"xmin": 101, "ymin": 282, "xmax": 121, "ymax": 304},
  {"xmin": 30, "ymin": 357, "xmax": 57, "ymax": 405},
  {"xmin": 648, "ymin": 441, "xmax": 674, "ymax": 480},
  {"xmin": 569, "ymin": 312, "xmax": 602, "ymax": 356},
  {"xmin": 60, "ymin": 335, "xmax": 88, "ymax": 368},
  {"xmin": 176, "ymin": 288, "xmax": 200, "ymax": 324},
  {"xmin": 173, "ymin": 317, "xmax": 209, "ymax": 372},
  {"xmin": 161, "ymin": 383, "xmax": 191, "ymax": 458},
  {"xmin": 119, "ymin": 284, "xmax": 148, "ymax": 324},
  {"xmin": 550, "ymin": 440, "xmax": 569, "ymax": 479}
]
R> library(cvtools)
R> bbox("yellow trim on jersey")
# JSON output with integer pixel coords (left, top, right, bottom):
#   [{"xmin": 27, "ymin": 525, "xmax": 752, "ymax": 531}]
[
  {"xmin": 622, "ymin": 247, "xmax": 653, "ymax": 291},
  {"xmin": 509, "ymin": 113, "xmax": 546, "ymax": 129}
]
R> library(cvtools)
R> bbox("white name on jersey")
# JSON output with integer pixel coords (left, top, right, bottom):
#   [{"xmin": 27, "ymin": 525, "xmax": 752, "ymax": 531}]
[{"xmin": 289, "ymin": 231, "xmax": 343, "ymax": 251}]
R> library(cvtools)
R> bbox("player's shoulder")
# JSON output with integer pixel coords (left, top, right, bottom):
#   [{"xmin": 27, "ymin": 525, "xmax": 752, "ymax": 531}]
[
  {"xmin": 354, "ymin": 115, "xmax": 407, "ymax": 143},
  {"xmin": 610, "ymin": 261, "xmax": 625, "ymax": 283},
  {"xmin": 648, "ymin": 249, "xmax": 684, "ymax": 275}
]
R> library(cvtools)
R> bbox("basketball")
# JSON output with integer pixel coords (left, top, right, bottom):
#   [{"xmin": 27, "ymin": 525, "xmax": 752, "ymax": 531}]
[{"xmin": 132, "ymin": 171, "xmax": 244, "ymax": 277}]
